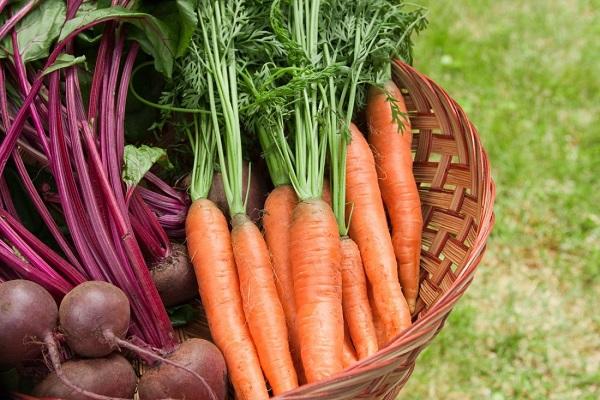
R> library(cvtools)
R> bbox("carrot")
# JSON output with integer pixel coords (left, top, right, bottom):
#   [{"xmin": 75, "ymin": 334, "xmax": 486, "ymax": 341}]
[
  {"xmin": 289, "ymin": 199, "xmax": 343, "ymax": 383},
  {"xmin": 368, "ymin": 286, "xmax": 388, "ymax": 348},
  {"xmin": 192, "ymin": 3, "xmax": 300, "ymax": 394},
  {"xmin": 340, "ymin": 237, "xmax": 378, "ymax": 359},
  {"xmin": 319, "ymin": 41, "xmax": 383, "ymax": 374},
  {"xmin": 262, "ymin": 184, "xmax": 305, "ymax": 382},
  {"xmin": 231, "ymin": 213, "xmax": 298, "ymax": 394},
  {"xmin": 346, "ymin": 123, "xmax": 412, "ymax": 341},
  {"xmin": 342, "ymin": 323, "xmax": 358, "ymax": 369},
  {"xmin": 249, "ymin": 2, "xmax": 343, "ymax": 384},
  {"xmin": 366, "ymin": 81, "xmax": 423, "ymax": 313},
  {"xmin": 186, "ymin": 199, "xmax": 268, "ymax": 400}
]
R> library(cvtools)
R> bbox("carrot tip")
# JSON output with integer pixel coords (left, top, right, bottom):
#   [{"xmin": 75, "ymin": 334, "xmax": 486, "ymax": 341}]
[{"xmin": 408, "ymin": 300, "xmax": 416, "ymax": 315}]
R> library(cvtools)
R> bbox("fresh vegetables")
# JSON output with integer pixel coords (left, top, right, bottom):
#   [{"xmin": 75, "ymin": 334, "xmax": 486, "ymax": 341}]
[
  {"xmin": 58, "ymin": 281, "xmax": 131, "ymax": 358},
  {"xmin": 181, "ymin": 0, "xmax": 423, "ymax": 391},
  {"xmin": 182, "ymin": 108, "xmax": 267, "ymax": 398},
  {"xmin": 367, "ymin": 81, "xmax": 423, "ymax": 313},
  {"xmin": 187, "ymin": 198, "xmax": 267, "ymax": 400},
  {"xmin": 346, "ymin": 124, "xmax": 412, "ymax": 340},
  {"xmin": 261, "ymin": 183, "xmax": 303, "ymax": 380},
  {"xmin": 0, "ymin": 280, "xmax": 59, "ymax": 368},
  {"xmin": 150, "ymin": 243, "xmax": 198, "ymax": 307},
  {"xmin": 0, "ymin": 0, "xmax": 181, "ymax": 351},
  {"xmin": 0, "ymin": 280, "xmax": 129, "ymax": 400},
  {"xmin": 289, "ymin": 198, "xmax": 344, "ymax": 383},
  {"xmin": 340, "ymin": 236, "xmax": 379, "ymax": 359},
  {"xmin": 33, "ymin": 354, "xmax": 137, "ymax": 400},
  {"xmin": 1, "ymin": 0, "xmax": 428, "ymax": 398},
  {"xmin": 231, "ymin": 211, "xmax": 298, "ymax": 393},
  {"xmin": 342, "ymin": 324, "xmax": 359, "ymax": 368},
  {"xmin": 138, "ymin": 338, "xmax": 227, "ymax": 400},
  {"xmin": 1, "ymin": 279, "xmax": 218, "ymax": 399},
  {"xmin": 58, "ymin": 281, "xmax": 218, "ymax": 399},
  {"xmin": 194, "ymin": 2, "xmax": 297, "ymax": 394},
  {"xmin": 258, "ymin": 0, "xmax": 346, "ymax": 383}
]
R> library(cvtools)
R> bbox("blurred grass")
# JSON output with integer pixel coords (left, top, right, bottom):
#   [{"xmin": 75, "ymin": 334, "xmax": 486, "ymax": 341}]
[{"xmin": 398, "ymin": 0, "xmax": 600, "ymax": 399}]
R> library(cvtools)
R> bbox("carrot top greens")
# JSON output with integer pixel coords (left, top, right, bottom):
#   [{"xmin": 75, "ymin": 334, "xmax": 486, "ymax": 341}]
[
  {"xmin": 243, "ymin": 0, "xmax": 426, "ymax": 225},
  {"xmin": 154, "ymin": 0, "xmax": 280, "ymax": 214},
  {"xmin": 320, "ymin": 0, "xmax": 427, "ymax": 235},
  {"xmin": 137, "ymin": 0, "xmax": 426, "ymax": 215}
]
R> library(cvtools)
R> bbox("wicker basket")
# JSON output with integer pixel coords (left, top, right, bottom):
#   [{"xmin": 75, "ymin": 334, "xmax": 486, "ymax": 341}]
[{"xmin": 179, "ymin": 60, "xmax": 496, "ymax": 400}]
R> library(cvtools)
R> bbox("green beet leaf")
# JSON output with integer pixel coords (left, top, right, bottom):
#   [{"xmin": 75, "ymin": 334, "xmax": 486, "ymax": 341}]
[
  {"xmin": 122, "ymin": 144, "xmax": 172, "ymax": 188},
  {"xmin": 0, "ymin": 0, "xmax": 66, "ymax": 62},
  {"xmin": 42, "ymin": 53, "xmax": 87, "ymax": 76}
]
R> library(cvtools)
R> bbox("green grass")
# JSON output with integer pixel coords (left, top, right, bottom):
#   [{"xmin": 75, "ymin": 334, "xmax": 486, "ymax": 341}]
[{"xmin": 398, "ymin": 1, "xmax": 600, "ymax": 399}]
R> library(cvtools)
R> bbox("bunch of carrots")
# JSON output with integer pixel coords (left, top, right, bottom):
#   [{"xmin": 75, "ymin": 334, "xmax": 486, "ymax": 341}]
[{"xmin": 158, "ymin": 1, "xmax": 428, "ymax": 398}]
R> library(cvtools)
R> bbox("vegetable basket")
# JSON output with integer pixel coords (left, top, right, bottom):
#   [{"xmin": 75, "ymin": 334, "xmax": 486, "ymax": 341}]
[{"xmin": 176, "ymin": 59, "xmax": 496, "ymax": 399}]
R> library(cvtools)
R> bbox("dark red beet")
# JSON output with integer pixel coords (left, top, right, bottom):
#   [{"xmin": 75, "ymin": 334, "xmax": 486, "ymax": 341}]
[
  {"xmin": 59, "ymin": 281, "xmax": 130, "ymax": 358},
  {"xmin": 1, "ymin": 280, "xmax": 122, "ymax": 400},
  {"xmin": 150, "ymin": 243, "xmax": 198, "ymax": 307},
  {"xmin": 137, "ymin": 339, "xmax": 227, "ymax": 400},
  {"xmin": 58, "ymin": 282, "xmax": 218, "ymax": 399},
  {"xmin": 33, "ymin": 353, "xmax": 137, "ymax": 400},
  {"xmin": 0, "ymin": 280, "xmax": 58, "ymax": 367},
  {"xmin": 208, "ymin": 160, "xmax": 270, "ymax": 223}
]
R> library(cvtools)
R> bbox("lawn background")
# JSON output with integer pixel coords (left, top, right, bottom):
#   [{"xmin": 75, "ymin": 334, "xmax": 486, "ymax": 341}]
[{"xmin": 398, "ymin": 1, "xmax": 600, "ymax": 399}]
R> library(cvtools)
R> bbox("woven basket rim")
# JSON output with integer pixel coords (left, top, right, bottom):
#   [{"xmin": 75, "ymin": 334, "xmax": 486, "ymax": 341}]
[{"xmin": 272, "ymin": 60, "xmax": 496, "ymax": 399}]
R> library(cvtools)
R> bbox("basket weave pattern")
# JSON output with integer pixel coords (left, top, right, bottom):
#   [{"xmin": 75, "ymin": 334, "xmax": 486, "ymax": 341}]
[{"xmin": 182, "ymin": 60, "xmax": 496, "ymax": 400}]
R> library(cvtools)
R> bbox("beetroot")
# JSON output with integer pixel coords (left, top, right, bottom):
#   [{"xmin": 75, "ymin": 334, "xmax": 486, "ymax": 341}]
[
  {"xmin": 0, "ymin": 280, "xmax": 58, "ymax": 367},
  {"xmin": 58, "ymin": 281, "xmax": 219, "ymax": 399},
  {"xmin": 0, "ymin": 280, "xmax": 122, "ymax": 400},
  {"xmin": 150, "ymin": 243, "xmax": 198, "ymax": 307},
  {"xmin": 208, "ymin": 160, "xmax": 270, "ymax": 223},
  {"xmin": 59, "ymin": 281, "xmax": 130, "ymax": 358},
  {"xmin": 33, "ymin": 353, "xmax": 137, "ymax": 400},
  {"xmin": 137, "ymin": 338, "xmax": 227, "ymax": 400}
]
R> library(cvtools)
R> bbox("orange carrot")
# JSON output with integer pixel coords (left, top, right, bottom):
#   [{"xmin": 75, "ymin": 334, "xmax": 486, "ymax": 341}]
[
  {"xmin": 186, "ymin": 199, "xmax": 268, "ymax": 400},
  {"xmin": 289, "ymin": 199, "xmax": 343, "ymax": 383},
  {"xmin": 186, "ymin": 4, "xmax": 297, "ymax": 395},
  {"xmin": 367, "ymin": 81, "xmax": 423, "ymax": 313},
  {"xmin": 340, "ymin": 237, "xmax": 378, "ymax": 359},
  {"xmin": 342, "ymin": 323, "xmax": 358, "ymax": 369},
  {"xmin": 261, "ymin": 184, "xmax": 306, "ymax": 383},
  {"xmin": 231, "ymin": 213, "xmax": 298, "ymax": 395},
  {"xmin": 346, "ymin": 123, "xmax": 412, "ymax": 341},
  {"xmin": 368, "ymin": 287, "xmax": 388, "ymax": 348}
]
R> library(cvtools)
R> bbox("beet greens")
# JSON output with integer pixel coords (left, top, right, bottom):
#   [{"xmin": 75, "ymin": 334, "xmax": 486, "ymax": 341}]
[{"xmin": 0, "ymin": 0, "xmax": 197, "ymax": 351}]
